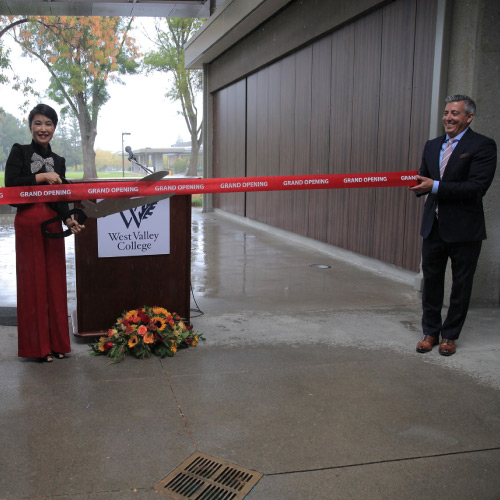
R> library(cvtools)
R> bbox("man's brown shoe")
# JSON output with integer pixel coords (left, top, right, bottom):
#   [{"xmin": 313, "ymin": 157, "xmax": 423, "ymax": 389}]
[
  {"xmin": 416, "ymin": 335, "xmax": 439, "ymax": 353},
  {"xmin": 439, "ymin": 338, "xmax": 456, "ymax": 356}
]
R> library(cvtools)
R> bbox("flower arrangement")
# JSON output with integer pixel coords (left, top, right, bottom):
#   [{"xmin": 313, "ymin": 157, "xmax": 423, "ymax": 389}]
[{"xmin": 89, "ymin": 306, "xmax": 203, "ymax": 363}]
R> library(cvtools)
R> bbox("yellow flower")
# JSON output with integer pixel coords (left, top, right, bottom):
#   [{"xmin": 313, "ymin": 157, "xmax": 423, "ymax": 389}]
[
  {"xmin": 144, "ymin": 332, "xmax": 154, "ymax": 344},
  {"xmin": 97, "ymin": 336, "xmax": 107, "ymax": 351},
  {"xmin": 192, "ymin": 335, "xmax": 198, "ymax": 347},
  {"xmin": 170, "ymin": 345, "xmax": 177, "ymax": 354},
  {"xmin": 108, "ymin": 328, "xmax": 118, "ymax": 337},
  {"xmin": 128, "ymin": 335, "xmax": 138, "ymax": 348},
  {"xmin": 152, "ymin": 307, "xmax": 169, "ymax": 316},
  {"xmin": 124, "ymin": 309, "xmax": 138, "ymax": 320},
  {"xmin": 151, "ymin": 316, "xmax": 166, "ymax": 331}
]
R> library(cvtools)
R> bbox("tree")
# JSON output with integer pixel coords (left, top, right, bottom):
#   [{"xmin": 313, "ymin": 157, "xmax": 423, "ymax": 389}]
[
  {"xmin": 1, "ymin": 18, "xmax": 25, "ymax": 85},
  {"xmin": 1, "ymin": 17, "xmax": 40, "ymax": 110},
  {"xmin": 0, "ymin": 24, "xmax": 10, "ymax": 86},
  {"xmin": 0, "ymin": 110, "xmax": 31, "ymax": 169},
  {"xmin": 143, "ymin": 18, "xmax": 203, "ymax": 177},
  {"xmin": 5, "ymin": 15, "xmax": 140, "ymax": 177},
  {"xmin": 95, "ymin": 149, "xmax": 122, "ymax": 171},
  {"xmin": 51, "ymin": 114, "xmax": 83, "ymax": 171}
]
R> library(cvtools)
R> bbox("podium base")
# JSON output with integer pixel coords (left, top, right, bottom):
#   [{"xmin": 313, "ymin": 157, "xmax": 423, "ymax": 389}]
[{"xmin": 71, "ymin": 309, "xmax": 106, "ymax": 338}]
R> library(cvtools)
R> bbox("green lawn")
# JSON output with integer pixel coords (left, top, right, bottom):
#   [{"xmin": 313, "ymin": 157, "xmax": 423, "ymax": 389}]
[{"xmin": 0, "ymin": 170, "xmax": 142, "ymax": 187}]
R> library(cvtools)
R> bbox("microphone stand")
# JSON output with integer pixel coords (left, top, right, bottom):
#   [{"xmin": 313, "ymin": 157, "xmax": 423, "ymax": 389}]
[{"xmin": 128, "ymin": 155, "xmax": 153, "ymax": 175}]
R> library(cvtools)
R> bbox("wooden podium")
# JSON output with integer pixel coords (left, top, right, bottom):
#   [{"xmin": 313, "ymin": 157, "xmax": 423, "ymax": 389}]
[{"xmin": 72, "ymin": 186, "xmax": 191, "ymax": 338}]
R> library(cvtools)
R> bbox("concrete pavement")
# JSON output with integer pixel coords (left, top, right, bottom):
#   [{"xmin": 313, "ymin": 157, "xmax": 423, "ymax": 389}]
[{"xmin": 1, "ymin": 208, "xmax": 499, "ymax": 499}]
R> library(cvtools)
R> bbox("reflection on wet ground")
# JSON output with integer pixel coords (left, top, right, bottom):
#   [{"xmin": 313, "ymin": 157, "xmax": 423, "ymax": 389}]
[
  {"xmin": 190, "ymin": 210, "xmax": 418, "ymax": 316},
  {"xmin": 0, "ymin": 214, "xmax": 76, "ymax": 309},
  {"xmin": 1, "ymin": 209, "xmax": 418, "ymax": 316}
]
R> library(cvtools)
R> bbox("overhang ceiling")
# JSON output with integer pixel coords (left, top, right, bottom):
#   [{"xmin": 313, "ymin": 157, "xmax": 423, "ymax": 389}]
[{"xmin": 0, "ymin": 0, "xmax": 225, "ymax": 18}]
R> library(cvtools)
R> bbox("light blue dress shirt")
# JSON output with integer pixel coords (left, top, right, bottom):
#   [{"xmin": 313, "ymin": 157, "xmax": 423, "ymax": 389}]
[{"xmin": 431, "ymin": 127, "xmax": 469, "ymax": 193}]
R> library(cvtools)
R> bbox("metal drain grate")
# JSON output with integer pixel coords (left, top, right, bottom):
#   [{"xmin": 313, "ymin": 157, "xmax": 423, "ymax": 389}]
[{"xmin": 155, "ymin": 452, "xmax": 263, "ymax": 499}]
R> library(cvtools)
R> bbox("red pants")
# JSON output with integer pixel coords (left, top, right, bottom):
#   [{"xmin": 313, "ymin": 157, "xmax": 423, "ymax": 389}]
[{"xmin": 15, "ymin": 203, "xmax": 71, "ymax": 358}]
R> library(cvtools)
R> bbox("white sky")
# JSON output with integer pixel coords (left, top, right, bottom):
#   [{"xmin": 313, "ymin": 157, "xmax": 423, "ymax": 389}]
[{"xmin": 0, "ymin": 18, "xmax": 194, "ymax": 153}]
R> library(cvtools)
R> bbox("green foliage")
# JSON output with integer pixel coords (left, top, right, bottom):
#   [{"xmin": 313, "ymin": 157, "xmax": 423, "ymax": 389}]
[
  {"xmin": 51, "ymin": 114, "xmax": 83, "ymax": 169},
  {"xmin": 0, "ymin": 39, "xmax": 9, "ymax": 85},
  {"xmin": 170, "ymin": 156, "xmax": 190, "ymax": 174},
  {"xmin": 0, "ymin": 109, "xmax": 127, "ymax": 175},
  {"xmin": 143, "ymin": 18, "xmax": 204, "ymax": 176},
  {"xmin": 143, "ymin": 18, "xmax": 203, "ymax": 106},
  {"xmin": 0, "ymin": 110, "xmax": 31, "ymax": 146},
  {"xmin": 191, "ymin": 194, "xmax": 202, "ymax": 207},
  {"xmin": 0, "ymin": 110, "xmax": 31, "ymax": 169},
  {"xmin": 4, "ymin": 15, "xmax": 140, "ymax": 177},
  {"xmin": 95, "ymin": 149, "xmax": 122, "ymax": 171}
]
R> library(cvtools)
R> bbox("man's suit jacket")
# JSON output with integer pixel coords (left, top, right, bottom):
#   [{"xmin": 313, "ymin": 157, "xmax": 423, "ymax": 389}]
[{"xmin": 419, "ymin": 128, "xmax": 497, "ymax": 242}]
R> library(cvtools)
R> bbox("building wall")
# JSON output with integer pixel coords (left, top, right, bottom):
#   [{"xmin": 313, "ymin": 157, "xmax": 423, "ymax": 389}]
[
  {"xmin": 212, "ymin": 0, "xmax": 437, "ymax": 272},
  {"xmin": 445, "ymin": 0, "xmax": 500, "ymax": 305}
]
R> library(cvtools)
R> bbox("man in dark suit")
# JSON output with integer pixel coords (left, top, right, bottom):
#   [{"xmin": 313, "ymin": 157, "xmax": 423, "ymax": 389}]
[{"xmin": 409, "ymin": 95, "xmax": 497, "ymax": 356}]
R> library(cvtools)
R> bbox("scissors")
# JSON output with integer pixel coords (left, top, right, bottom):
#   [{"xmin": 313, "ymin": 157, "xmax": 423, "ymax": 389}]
[{"xmin": 41, "ymin": 170, "xmax": 173, "ymax": 239}]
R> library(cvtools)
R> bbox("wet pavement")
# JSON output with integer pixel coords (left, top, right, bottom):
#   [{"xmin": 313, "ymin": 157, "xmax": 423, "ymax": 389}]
[
  {"xmin": 0, "ymin": 214, "xmax": 19, "ymax": 309},
  {"xmin": 1, "ymin": 208, "xmax": 500, "ymax": 500},
  {"xmin": 0, "ymin": 214, "xmax": 76, "ymax": 311}
]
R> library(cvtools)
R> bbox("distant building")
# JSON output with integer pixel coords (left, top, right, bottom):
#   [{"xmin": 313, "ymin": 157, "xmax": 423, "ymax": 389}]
[{"xmin": 124, "ymin": 146, "xmax": 203, "ymax": 175}]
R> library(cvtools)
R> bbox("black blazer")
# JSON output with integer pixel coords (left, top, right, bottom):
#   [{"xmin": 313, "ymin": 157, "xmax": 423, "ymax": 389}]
[
  {"xmin": 419, "ymin": 128, "xmax": 497, "ymax": 242},
  {"xmin": 5, "ymin": 141, "xmax": 71, "ymax": 221}
]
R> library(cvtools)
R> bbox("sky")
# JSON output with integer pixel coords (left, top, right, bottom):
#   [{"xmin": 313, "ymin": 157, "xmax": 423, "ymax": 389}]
[{"xmin": 0, "ymin": 18, "xmax": 195, "ymax": 153}]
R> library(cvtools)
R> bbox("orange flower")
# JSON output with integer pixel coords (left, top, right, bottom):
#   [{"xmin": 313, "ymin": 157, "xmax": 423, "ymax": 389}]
[
  {"xmin": 137, "ymin": 325, "xmax": 148, "ymax": 336},
  {"xmin": 170, "ymin": 345, "xmax": 177, "ymax": 354},
  {"xmin": 128, "ymin": 335, "xmax": 138, "ymax": 348},
  {"xmin": 144, "ymin": 332, "xmax": 154, "ymax": 344}
]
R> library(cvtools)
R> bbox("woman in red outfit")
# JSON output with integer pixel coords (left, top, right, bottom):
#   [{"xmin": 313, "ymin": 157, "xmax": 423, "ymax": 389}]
[{"xmin": 5, "ymin": 104, "xmax": 85, "ymax": 362}]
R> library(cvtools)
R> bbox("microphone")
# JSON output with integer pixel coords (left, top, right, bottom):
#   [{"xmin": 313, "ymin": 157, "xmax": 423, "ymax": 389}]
[{"xmin": 125, "ymin": 146, "xmax": 137, "ymax": 161}]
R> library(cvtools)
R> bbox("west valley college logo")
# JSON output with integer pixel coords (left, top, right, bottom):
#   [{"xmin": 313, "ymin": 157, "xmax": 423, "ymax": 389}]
[{"xmin": 119, "ymin": 202, "xmax": 158, "ymax": 229}]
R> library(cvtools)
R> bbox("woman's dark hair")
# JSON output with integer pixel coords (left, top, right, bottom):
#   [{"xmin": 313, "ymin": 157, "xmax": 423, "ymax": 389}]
[{"xmin": 28, "ymin": 104, "xmax": 59, "ymax": 129}]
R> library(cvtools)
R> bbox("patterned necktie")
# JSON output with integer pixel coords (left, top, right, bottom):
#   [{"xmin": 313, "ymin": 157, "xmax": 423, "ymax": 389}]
[
  {"xmin": 440, "ymin": 138, "xmax": 455, "ymax": 179},
  {"xmin": 435, "ymin": 138, "xmax": 455, "ymax": 218}
]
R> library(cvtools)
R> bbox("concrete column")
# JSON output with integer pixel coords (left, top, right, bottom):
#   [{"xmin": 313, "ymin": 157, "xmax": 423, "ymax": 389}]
[
  {"xmin": 202, "ymin": 63, "xmax": 214, "ymax": 212},
  {"xmin": 152, "ymin": 153, "xmax": 163, "ymax": 172},
  {"xmin": 447, "ymin": 0, "xmax": 500, "ymax": 306}
]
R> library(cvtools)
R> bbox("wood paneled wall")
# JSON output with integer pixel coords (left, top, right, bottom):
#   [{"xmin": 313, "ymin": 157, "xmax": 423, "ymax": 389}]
[{"xmin": 213, "ymin": 0, "xmax": 437, "ymax": 272}]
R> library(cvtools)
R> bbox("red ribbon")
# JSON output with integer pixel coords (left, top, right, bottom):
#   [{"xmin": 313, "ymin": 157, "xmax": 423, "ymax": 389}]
[{"xmin": 0, "ymin": 171, "xmax": 418, "ymax": 205}]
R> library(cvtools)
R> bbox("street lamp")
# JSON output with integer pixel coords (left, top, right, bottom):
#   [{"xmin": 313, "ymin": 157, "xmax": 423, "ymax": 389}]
[{"xmin": 121, "ymin": 132, "xmax": 131, "ymax": 177}]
